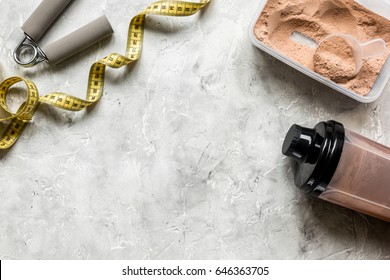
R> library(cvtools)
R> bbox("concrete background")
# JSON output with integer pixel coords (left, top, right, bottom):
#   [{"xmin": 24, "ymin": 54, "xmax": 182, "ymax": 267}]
[{"xmin": 1, "ymin": 0, "xmax": 390, "ymax": 259}]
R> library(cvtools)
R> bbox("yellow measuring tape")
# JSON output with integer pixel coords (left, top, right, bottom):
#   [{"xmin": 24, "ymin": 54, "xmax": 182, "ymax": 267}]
[{"xmin": 0, "ymin": 0, "xmax": 211, "ymax": 150}]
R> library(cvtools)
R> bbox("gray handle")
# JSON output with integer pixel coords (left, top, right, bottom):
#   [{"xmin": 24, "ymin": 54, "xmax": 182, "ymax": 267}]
[
  {"xmin": 42, "ymin": 15, "xmax": 114, "ymax": 65},
  {"xmin": 22, "ymin": 0, "xmax": 73, "ymax": 42}
]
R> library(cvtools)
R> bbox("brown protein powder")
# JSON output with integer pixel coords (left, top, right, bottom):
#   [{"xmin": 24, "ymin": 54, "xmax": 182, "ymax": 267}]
[
  {"xmin": 254, "ymin": 0, "xmax": 390, "ymax": 96},
  {"xmin": 313, "ymin": 36, "xmax": 356, "ymax": 82}
]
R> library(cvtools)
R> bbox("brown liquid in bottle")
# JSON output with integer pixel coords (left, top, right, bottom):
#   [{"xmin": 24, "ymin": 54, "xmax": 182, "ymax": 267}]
[{"xmin": 320, "ymin": 129, "xmax": 390, "ymax": 221}]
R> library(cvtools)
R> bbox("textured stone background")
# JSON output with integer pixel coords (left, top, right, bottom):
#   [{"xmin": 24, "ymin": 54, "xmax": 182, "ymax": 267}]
[{"xmin": 1, "ymin": 0, "xmax": 390, "ymax": 259}]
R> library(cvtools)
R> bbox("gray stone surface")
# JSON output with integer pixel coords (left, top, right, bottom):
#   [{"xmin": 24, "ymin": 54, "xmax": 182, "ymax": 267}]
[{"xmin": 1, "ymin": 0, "xmax": 390, "ymax": 260}]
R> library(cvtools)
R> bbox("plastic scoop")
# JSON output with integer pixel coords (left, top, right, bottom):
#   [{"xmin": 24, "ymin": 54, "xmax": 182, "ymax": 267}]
[{"xmin": 314, "ymin": 33, "xmax": 387, "ymax": 78}]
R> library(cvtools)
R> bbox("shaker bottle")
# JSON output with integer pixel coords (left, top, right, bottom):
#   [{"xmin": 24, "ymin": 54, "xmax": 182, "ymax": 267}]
[{"xmin": 282, "ymin": 120, "xmax": 390, "ymax": 222}]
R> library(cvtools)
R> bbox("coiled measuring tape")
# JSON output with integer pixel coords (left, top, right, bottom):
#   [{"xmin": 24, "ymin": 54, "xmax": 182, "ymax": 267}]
[{"xmin": 0, "ymin": 0, "xmax": 211, "ymax": 150}]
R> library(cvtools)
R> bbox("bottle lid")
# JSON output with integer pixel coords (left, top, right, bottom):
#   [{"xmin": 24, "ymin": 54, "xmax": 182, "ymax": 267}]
[{"xmin": 282, "ymin": 120, "xmax": 345, "ymax": 196}]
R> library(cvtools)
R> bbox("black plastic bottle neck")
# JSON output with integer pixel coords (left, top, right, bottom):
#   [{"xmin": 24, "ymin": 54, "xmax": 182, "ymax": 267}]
[{"xmin": 282, "ymin": 120, "xmax": 345, "ymax": 196}]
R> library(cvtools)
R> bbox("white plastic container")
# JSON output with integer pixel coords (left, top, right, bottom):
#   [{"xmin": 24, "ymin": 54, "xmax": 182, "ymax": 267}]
[{"xmin": 249, "ymin": 0, "xmax": 390, "ymax": 103}]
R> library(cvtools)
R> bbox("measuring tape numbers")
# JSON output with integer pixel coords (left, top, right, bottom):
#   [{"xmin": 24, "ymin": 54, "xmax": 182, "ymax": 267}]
[{"xmin": 0, "ymin": 0, "xmax": 211, "ymax": 150}]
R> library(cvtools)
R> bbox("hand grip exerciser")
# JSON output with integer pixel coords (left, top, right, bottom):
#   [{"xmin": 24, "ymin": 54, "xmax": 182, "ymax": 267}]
[{"xmin": 13, "ymin": 0, "xmax": 114, "ymax": 67}]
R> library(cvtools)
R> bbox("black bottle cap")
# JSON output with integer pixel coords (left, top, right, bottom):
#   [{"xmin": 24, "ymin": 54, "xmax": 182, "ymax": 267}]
[
  {"xmin": 282, "ymin": 120, "xmax": 345, "ymax": 196},
  {"xmin": 282, "ymin": 125, "xmax": 318, "ymax": 163}
]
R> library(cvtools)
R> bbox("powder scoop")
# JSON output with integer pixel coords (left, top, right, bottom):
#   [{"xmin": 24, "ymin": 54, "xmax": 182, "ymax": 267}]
[{"xmin": 314, "ymin": 34, "xmax": 387, "ymax": 80}]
